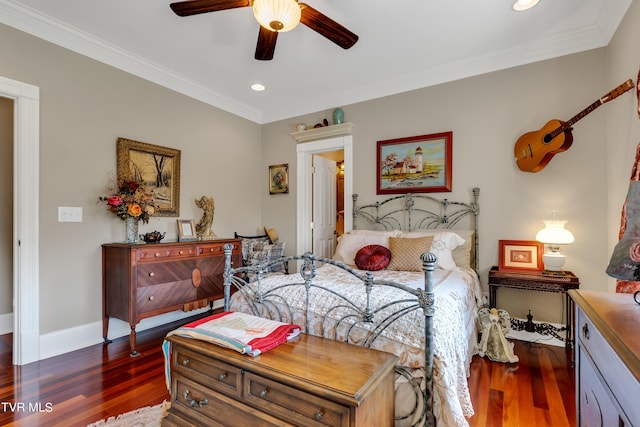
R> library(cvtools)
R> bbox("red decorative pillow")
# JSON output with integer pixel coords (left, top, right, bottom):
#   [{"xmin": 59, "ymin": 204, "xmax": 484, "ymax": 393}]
[{"xmin": 354, "ymin": 245, "xmax": 391, "ymax": 271}]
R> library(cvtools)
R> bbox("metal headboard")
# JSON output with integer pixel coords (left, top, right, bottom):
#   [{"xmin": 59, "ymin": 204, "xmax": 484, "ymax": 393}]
[{"xmin": 353, "ymin": 187, "xmax": 480, "ymax": 272}]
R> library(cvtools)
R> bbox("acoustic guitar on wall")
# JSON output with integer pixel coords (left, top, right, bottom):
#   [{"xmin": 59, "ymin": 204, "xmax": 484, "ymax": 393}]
[{"xmin": 514, "ymin": 79, "xmax": 635, "ymax": 173}]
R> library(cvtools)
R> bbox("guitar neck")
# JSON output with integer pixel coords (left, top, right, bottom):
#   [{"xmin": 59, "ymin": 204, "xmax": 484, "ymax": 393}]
[
  {"xmin": 550, "ymin": 79, "xmax": 634, "ymax": 138},
  {"xmin": 567, "ymin": 99, "xmax": 603, "ymax": 127},
  {"xmin": 550, "ymin": 99, "xmax": 603, "ymax": 139}
]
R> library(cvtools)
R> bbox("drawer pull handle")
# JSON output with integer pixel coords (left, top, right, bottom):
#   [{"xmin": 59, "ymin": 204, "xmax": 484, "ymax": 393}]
[
  {"xmin": 259, "ymin": 388, "xmax": 268, "ymax": 398},
  {"xmin": 148, "ymin": 272, "xmax": 155, "ymax": 277},
  {"xmin": 154, "ymin": 252, "xmax": 161, "ymax": 257},
  {"xmin": 179, "ymin": 250, "xmax": 184, "ymax": 255},
  {"xmin": 148, "ymin": 296, "xmax": 154, "ymax": 301},
  {"xmin": 182, "ymin": 359, "xmax": 190, "ymax": 366},
  {"xmin": 314, "ymin": 410, "xmax": 324, "ymax": 421},
  {"xmin": 183, "ymin": 389, "xmax": 208, "ymax": 408},
  {"xmin": 218, "ymin": 372, "xmax": 227, "ymax": 381},
  {"xmin": 582, "ymin": 323, "xmax": 589, "ymax": 340}
]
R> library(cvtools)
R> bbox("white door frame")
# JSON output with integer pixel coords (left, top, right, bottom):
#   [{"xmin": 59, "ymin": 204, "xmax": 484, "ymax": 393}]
[
  {"xmin": 0, "ymin": 75, "xmax": 40, "ymax": 365},
  {"xmin": 296, "ymin": 135, "xmax": 353, "ymax": 254}
]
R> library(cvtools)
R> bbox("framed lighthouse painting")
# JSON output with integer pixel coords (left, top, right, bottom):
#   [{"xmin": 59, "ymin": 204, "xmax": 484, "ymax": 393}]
[{"xmin": 376, "ymin": 132, "xmax": 452, "ymax": 194}]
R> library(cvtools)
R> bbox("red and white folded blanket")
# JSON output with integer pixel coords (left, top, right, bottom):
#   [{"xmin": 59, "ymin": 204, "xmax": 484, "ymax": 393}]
[
  {"xmin": 163, "ymin": 311, "xmax": 301, "ymax": 390},
  {"xmin": 165, "ymin": 311, "xmax": 301, "ymax": 356}
]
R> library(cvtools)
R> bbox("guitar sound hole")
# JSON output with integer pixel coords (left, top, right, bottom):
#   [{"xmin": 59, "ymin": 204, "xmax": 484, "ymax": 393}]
[{"xmin": 543, "ymin": 133, "xmax": 553, "ymax": 144}]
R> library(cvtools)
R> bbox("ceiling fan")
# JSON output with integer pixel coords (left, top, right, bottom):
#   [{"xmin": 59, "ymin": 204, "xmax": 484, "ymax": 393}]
[{"xmin": 170, "ymin": 0, "xmax": 359, "ymax": 60}]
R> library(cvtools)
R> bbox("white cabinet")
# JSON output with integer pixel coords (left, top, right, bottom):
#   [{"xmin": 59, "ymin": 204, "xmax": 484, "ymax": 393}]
[{"xmin": 570, "ymin": 290, "xmax": 640, "ymax": 426}]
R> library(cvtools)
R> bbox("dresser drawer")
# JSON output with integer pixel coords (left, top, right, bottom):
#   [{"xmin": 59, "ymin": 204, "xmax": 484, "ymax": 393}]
[
  {"xmin": 578, "ymin": 347, "xmax": 622, "ymax": 426},
  {"xmin": 197, "ymin": 242, "xmax": 238, "ymax": 256},
  {"xmin": 173, "ymin": 346, "xmax": 242, "ymax": 399},
  {"xmin": 576, "ymin": 307, "xmax": 640, "ymax": 423},
  {"xmin": 244, "ymin": 371, "xmax": 350, "ymax": 427},
  {"xmin": 136, "ymin": 260, "xmax": 197, "ymax": 286},
  {"xmin": 136, "ymin": 281, "xmax": 196, "ymax": 313},
  {"xmin": 171, "ymin": 376, "xmax": 294, "ymax": 427},
  {"xmin": 136, "ymin": 245, "xmax": 196, "ymax": 261}
]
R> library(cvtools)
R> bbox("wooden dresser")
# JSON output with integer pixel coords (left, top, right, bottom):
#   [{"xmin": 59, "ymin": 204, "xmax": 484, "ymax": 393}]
[
  {"xmin": 102, "ymin": 239, "xmax": 240, "ymax": 355},
  {"xmin": 162, "ymin": 334, "xmax": 398, "ymax": 427},
  {"xmin": 569, "ymin": 289, "xmax": 640, "ymax": 425}
]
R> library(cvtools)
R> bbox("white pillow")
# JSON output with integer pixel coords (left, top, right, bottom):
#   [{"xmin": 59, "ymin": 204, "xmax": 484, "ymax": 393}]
[
  {"xmin": 451, "ymin": 230, "xmax": 474, "ymax": 269},
  {"xmin": 346, "ymin": 229, "xmax": 401, "ymax": 237},
  {"xmin": 333, "ymin": 233, "xmax": 391, "ymax": 266},
  {"xmin": 397, "ymin": 230, "xmax": 465, "ymax": 270}
]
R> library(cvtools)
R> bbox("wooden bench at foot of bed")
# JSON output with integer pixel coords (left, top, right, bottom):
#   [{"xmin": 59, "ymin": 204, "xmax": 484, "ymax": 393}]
[{"xmin": 163, "ymin": 333, "xmax": 398, "ymax": 427}]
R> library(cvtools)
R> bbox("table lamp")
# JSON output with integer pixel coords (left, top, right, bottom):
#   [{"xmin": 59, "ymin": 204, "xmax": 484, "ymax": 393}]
[{"xmin": 535, "ymin": 214, "xmax": 575, "ymax": 271}]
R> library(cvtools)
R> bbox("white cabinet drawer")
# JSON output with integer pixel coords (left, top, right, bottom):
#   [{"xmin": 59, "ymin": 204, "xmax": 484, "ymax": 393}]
[{"xmin": 576, "ymin": 306, "xmax": 638, "ymax": 424}]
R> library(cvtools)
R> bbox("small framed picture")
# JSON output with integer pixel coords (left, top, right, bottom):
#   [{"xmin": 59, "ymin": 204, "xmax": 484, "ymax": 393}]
[
  {"xmin": 269, "ymin": 164, "xmax": 289, "ymax": 194},
  {"xmin": 177, "ymin": 219, "xmax": 197, "ymax": 242},
  {"xmin": 498, "ymin": 240, "xmax": 544, "ymax": 272}
]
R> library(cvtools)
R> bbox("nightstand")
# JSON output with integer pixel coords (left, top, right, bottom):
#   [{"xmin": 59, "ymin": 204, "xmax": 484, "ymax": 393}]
[{"xmin": 488, "ymin": 266, "xmax": 580, "ymax": 349}]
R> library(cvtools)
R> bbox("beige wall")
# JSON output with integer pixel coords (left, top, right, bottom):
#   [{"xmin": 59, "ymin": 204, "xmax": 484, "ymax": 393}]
[
  {"xmin": 262, "ymin": 12, "xmax": 640, "ymax": 324},
  {"xmin": 1, "ymin": 3, "xmax": 638, "ymax": 348},
  {"xmin": 0, "ymin": 23, "xmax": 263, "ymax": 335},
  {"xmin": 0, "ymin": 96, "xmax": 12, "ymax": 316}
]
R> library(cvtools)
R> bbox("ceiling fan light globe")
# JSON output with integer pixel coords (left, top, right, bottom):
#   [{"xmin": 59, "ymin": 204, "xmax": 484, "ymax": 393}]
[{"xmin": 253, "ymin": 0, "xmax": 301, "ymax": 32}]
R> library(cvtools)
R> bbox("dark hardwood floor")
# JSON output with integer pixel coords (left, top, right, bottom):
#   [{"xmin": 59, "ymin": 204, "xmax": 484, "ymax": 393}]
[{"xmin": 0, "ymin": 321, "xmax": 575, "ymax": 426}]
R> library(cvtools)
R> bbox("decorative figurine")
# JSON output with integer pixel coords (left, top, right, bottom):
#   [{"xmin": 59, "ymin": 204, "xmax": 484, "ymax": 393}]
[
  {"xmin": 195, "ymin": 195, "xmax": 216, "ymax": 240},
  {"xmin": 478, "ymin": 308, "xmax": 519, "ymax": 363}
]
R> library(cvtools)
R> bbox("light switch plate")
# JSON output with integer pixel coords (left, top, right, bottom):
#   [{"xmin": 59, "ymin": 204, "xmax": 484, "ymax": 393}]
[{"xmin": 58, "ymin": 206, "xmax": 82, "ymax": 222}]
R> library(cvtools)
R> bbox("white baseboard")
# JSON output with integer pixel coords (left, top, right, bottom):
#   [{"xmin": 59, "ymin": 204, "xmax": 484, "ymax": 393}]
[
  {"xmin": 0, "ymin": 312, "xmax": 13, "ymax": 335},
  {"xmin": 38, "ymin": 303, "xmax": 220, "ymax": 360}
]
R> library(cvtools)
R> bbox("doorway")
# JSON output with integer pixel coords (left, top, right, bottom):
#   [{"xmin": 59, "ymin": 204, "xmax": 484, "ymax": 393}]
[
  {"xmin": 0, "ymin": 75, "xmax": 41, "ymax": 365},
  {"xmin": 296, "ymin": 135, "xmax": 353, "ymax": 255}
]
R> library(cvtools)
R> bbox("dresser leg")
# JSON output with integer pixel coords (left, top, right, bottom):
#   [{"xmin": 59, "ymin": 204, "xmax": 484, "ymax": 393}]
[
  {"xmin": 129, "ymin": 325, "xmax": 139, "ymax": 357},
  {"xmin": 102, "ymin": 316, "xmax": 111, "ymax": 344}
]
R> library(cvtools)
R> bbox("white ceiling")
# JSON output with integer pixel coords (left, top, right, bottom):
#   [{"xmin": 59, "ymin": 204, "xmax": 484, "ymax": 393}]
[{"xmin": 0, "ymin": 0, "xmax": 632, "ymax": 124}]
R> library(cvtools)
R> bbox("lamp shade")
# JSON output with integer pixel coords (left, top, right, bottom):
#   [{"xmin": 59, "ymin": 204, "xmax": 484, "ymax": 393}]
[
  {"xmin": 253, "ymin": 0, "xmax": 301, "ymax": 32},
  {"xmin": 535, "ymin": 220, "xmax": 575, "ymax": 245}
]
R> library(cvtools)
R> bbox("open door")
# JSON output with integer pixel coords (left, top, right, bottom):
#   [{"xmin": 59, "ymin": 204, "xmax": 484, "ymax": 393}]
[{"xmin": 312, "ymin": 155, "xmax": 337, "ymax": 258}]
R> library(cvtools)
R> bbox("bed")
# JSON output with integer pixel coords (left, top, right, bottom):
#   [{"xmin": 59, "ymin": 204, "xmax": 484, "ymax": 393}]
[{"xmin": 223, "ymin": 188, "xmax": 481, "ymax": 427}]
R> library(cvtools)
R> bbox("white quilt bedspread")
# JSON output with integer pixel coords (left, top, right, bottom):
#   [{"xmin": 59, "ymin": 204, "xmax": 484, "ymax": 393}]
[{"xmin": 229, "ymin": 264, "xmax": 482, "ymax": 426}]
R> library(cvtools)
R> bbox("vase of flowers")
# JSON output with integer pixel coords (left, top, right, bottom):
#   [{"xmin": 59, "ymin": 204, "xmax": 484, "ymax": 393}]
[{"xmin": 99, "ymin": 178, "xmax": 158, "ymax": 243}]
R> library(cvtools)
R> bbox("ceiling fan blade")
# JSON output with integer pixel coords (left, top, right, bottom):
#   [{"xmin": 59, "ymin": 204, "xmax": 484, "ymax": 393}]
[
  {"xmin": 299, "ymin": 3, "xmax": 358, "ymax": 49},
  {"xmin": 170, "ymin": 0, "xmax": 251, "ymax": 17},
  {"xmin": 255, "ymin": 26, "xmax": 278, "ymax": 60}
]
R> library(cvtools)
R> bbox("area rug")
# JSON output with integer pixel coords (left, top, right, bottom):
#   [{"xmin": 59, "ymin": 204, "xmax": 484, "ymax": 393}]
[{"xmin": 86, "ymin": 401, "xmax": 169, "ymax": 427}]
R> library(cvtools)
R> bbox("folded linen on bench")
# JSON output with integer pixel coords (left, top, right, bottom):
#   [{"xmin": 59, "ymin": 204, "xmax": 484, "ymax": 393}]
[{"xmin": 163, "ymin": 311, "xmax": 301, "ymax": 390}]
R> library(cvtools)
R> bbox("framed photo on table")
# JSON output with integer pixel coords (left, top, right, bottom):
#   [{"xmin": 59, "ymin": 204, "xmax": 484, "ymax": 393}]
[
  {"xmin": 177, "ymin": 219, "xmax": 197, "ymax": 242},
  {"xmin": 498, "ymin": 240, "xmax": 544, "ymax": 272}
]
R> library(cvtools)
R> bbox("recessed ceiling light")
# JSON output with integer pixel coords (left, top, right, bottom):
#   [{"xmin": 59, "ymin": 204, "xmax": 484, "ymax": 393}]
[
  {"xmin": 512, "ymin": 0, "xmax": 539, "ymax": 11},
  {"xmin": 251, "ymin": 83, "xmax": 266, "ymax": 91}
]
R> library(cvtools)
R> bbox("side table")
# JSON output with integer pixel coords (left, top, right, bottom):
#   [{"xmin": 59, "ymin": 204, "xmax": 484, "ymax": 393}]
[{"xmin": 488, "ymin": 266, "xmax": 580, "ymax": 349}]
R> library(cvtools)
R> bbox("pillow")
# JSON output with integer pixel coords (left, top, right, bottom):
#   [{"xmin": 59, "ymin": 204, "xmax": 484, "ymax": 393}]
[
  {"xmin": 397, "ymin": 230, "xmax": 465, "ymax": 270},
  {"xmin": 347, "ymin": 229, "xmax": 401, "ymax": 237},
  {"xmin": 386, "ymin": 236, "xmax": 434, "ymax": 272},
  {"xmin": 239, "ymin": 236, "xmax": 270, "ymax": 265},
  {"xmin": 354, "ymin": 245, "xmax": 391, "ymax": 271},
  {"xmin": 333, "ymin": 233, "xmax": 390, "ymax": 265},
  {"xmin": 248, "ymin": 241, "xmax": 287, "ymax": 273},
  {"xmin": 451, "ymin": 230, "xmax": 474, "ymax": 269}
]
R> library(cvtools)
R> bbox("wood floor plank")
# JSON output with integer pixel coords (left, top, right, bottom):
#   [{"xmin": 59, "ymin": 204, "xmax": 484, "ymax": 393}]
[{"xmin": 1, "ymin": 321, "xmax": 575, "ymax": 426}]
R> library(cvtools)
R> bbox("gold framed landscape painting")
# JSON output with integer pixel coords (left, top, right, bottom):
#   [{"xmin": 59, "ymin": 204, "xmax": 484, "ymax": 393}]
[
  {"xmin": 269, "ymin": 164, "xmax": 289, "ymax": 194},
  {"xmin": 117, "ymin": 137, "xmax": 181, "ymax": 216}
]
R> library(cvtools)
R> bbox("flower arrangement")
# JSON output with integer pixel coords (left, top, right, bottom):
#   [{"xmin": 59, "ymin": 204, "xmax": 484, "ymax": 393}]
[{"xmin": 99, "ymin": 178, "xmax": 158, "ymax": 224}]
